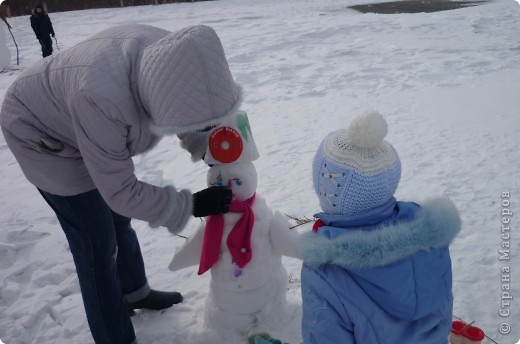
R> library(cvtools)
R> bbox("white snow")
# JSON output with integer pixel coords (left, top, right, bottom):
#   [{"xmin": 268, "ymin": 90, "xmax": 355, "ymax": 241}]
[{"xmin": 0, "ymin": 0, "xmax": 519, "ymax": 343}]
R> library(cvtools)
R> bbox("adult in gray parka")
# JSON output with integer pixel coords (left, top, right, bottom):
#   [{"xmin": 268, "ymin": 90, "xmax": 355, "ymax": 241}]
[{"xmin": 0, "ymin": 24, "xmax": 241, "ymax": 344}]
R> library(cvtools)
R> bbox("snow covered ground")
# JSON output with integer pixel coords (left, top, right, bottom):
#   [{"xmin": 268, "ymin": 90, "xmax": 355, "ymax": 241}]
[{"xmin": 0, "ymin": 0, "xmax": 519, "ymax": 343}]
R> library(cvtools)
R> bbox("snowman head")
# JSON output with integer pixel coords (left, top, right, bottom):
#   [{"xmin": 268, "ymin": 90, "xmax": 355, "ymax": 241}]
[
  {"xmin": 207, "ymin": 162, "xmax": 257, "ymax": 201},
  {"xmin": 204, "ymin": 111, "xmax": 259, "ymax": 165}
]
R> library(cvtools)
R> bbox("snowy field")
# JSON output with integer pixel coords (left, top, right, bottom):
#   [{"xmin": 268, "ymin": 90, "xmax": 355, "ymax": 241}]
[{"xmin": 1, "ymin": 0, "xmax": 520, "ymax": 343}]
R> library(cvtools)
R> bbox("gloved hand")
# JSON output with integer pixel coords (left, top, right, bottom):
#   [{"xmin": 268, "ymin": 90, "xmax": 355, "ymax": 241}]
[
  {"xmin": 51, "ymin": 33, "xmax": 55, "ymax": 37},
  {"xmin": 192, "ymin": 186, "xmax": 232, "ymax": 217}
]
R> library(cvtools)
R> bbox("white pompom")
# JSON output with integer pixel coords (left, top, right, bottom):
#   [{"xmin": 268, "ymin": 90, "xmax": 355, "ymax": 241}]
[{"xmin": 347, "ymin": 111, "xmax": 388, "ymax": 148}]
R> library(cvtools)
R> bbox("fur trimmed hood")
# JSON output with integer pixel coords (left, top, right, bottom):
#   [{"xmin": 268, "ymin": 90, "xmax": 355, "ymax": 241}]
[
  {"xmin": 32, "ymin": 3, "xmax": 47, "ymax": 15},
  {"xmin": 301, "ymin": 198, "xmax": 461, "ymax": 269},
  {"xmin": 138, "ymin": 25, "xmax": 242, "ymax": 135}
]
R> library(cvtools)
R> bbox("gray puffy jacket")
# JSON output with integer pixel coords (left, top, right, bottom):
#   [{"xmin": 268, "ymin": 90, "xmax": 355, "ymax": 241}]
[{"xmin": 0, "ymin": 24, "xmax": 241, "ymax": 233}]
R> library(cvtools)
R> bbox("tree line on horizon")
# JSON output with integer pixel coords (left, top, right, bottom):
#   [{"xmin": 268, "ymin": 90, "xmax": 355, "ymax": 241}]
[{"xmin": 2, "ymin": 0, "xmax": 212, "ymax": 17}]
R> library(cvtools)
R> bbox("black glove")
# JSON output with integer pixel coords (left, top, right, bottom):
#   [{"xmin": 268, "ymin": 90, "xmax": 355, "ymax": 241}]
[
  {"xmin": 51, "ymin": 33, "xmax": 55, "ymax": 37},
  {"xmin": 192, "ymin": 186, "xmax": 232, "ymax": 217}
]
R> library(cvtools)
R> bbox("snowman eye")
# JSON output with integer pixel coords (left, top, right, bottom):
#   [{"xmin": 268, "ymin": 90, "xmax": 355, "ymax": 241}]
[{"xmin": 232, "ymin": 178, "xmax": 242, "ymax": 186}]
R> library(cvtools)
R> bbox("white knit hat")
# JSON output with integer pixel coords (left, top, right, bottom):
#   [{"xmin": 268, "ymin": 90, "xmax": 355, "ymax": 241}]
[{"xmin": 313, "ymin": 111, "xmax": 401, "ymax": 215}]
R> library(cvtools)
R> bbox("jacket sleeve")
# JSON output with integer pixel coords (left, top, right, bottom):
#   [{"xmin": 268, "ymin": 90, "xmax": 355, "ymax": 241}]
[
  {"xmin": 46, "ymin": 15, "xmax": 55, "ymax": 36},
  {"xmin": 71, "ymin": 91, "xmax": 192, "ymax": 233},
  {"xmin": 301, "ymin": 266, "xmax": 356, "ymax": 344},
  {"xmin": 30, "ymin": 16, "xmax": 40, "ymax": 38}
]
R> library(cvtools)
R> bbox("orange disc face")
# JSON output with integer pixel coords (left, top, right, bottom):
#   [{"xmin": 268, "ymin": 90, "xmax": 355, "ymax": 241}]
[{"xmin": 208, "ymin": 127, "xmax": 243, "ymax": 163}]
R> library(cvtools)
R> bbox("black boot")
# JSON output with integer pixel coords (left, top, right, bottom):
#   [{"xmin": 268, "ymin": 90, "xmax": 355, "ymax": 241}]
[{"xmin": 127, "ymin": 289, "xmax": 183, "ymax": 314}]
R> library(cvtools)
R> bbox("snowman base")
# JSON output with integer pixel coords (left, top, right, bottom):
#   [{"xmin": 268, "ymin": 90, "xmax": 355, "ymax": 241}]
[{"xmin": 203, "ymin": 267, "xmax": 290, "ymax": 334}]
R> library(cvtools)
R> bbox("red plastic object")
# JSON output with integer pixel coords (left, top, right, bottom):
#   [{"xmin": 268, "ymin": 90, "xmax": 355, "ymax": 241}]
[
  {"xmin": 208, "ymin": 127, "xmax": 243, "ymax": 163},
  {"xmin": 451, "ymin": 321, "xmax": 466, "ymax": 335},
  {"xmin": 451, "ymin": 321, "xmax": 485, "ymax": 342}
]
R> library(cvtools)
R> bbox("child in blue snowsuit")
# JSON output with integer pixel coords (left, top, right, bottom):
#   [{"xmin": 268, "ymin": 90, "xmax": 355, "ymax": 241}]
[{"xmin": 300, "ymin": 112, "xmax": 461, "ymax": 344}]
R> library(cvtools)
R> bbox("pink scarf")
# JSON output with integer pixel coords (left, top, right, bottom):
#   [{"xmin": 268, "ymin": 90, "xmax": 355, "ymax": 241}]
[{"xmin": 198, "ymin": 194, "xmax": 256, "ymax": 275}]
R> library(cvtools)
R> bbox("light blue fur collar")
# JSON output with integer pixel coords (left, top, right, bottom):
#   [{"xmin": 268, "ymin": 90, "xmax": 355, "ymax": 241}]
[{"xmin": 300, "ymin": 198, "xmax": 461, "ymax": 269}]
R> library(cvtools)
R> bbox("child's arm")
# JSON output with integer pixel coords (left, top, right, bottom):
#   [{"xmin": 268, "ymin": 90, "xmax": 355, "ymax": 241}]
[{"xmin": 269, "ymin": 211, "xmax": 302, "ymax": 259}]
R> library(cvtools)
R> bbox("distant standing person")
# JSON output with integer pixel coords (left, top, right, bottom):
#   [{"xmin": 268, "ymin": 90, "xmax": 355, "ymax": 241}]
[{"xmin": 30, "ymin": 2, "xmax": 55, "ymax": 57}]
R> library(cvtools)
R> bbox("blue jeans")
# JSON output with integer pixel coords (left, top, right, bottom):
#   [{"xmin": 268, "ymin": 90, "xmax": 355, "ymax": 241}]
[{"xmin": 39, "ymin": 189, "xmax": 148, "ymax": 344}]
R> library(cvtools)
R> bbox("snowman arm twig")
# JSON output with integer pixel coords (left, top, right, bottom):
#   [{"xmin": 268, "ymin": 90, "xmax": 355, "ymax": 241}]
[{"xmin": 284, "ymin": 214, "xmax": 315, "ymax": 229}]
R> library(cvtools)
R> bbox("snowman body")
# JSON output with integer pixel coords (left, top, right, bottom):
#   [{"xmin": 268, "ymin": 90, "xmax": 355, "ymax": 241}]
[
  {"xmin": 170, "ymin": 112, "xmax": 300, "ymax": 334},
  {"xmin": 170, "ymin": 162, "xmax": 299, "ymax": 333},
  {"xmin": 204, "ymin": 194, "xmax": 290, "ymax": 332}
]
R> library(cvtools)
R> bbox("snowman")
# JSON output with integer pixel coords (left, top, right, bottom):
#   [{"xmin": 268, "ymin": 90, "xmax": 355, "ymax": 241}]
[{"xmin": 169, "ymin": 111, "xmax": 301, "ymax": 334}]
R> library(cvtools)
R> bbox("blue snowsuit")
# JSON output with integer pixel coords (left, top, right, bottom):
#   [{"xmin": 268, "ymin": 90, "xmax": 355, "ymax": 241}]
[{"xmin": 300, "ymin": 198, "xmax": 461, "ymax": 344}]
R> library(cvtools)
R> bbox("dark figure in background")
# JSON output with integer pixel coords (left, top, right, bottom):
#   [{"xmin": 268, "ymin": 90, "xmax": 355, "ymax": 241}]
[
  {"xmin": 0, "ymin": 2, "xmax": 12, "ymax": 29},
  {"xmin": 30, "ymin": 3, "xmax": 55, "ymax": 57}
]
